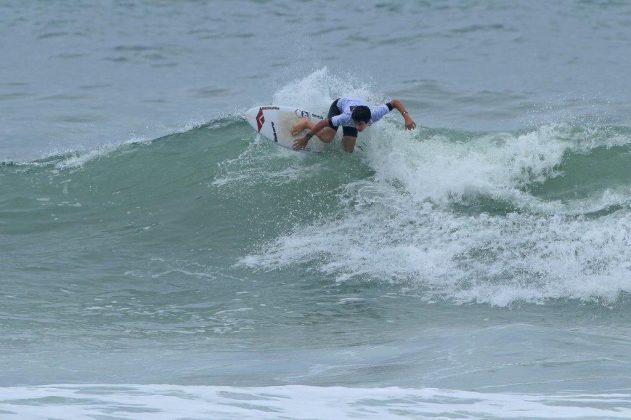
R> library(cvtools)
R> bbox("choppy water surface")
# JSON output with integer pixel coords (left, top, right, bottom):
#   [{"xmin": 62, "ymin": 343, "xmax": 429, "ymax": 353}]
[{"xmin": 2, "ymin": 1, "xmax": 631, "ymax": 418}]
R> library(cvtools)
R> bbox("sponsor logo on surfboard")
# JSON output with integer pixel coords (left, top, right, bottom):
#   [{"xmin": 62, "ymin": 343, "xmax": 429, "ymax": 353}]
[
  {"xmin": 255, "ymin": 106, "xmax": 279, "ymax": 132},
  {"xmin": 256, "ymin": 108, "xmax": 265, "ymax": 132},
  {"xmin": 271, "ymin": 121, "xmax": 278, "ymax": 142},
  {"xmin": 295, "ymin": 109, "xmax": 324, "ymax": 120}
]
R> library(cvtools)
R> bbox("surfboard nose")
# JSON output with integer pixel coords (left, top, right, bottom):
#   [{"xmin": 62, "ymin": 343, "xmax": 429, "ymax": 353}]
[
  {"xmin": 244, "ymin": 106, "xmax": 262, "ymax": 131},
  {"xmin": 244, "ymin": 107, "xmax": 258, "ymax": 120}
]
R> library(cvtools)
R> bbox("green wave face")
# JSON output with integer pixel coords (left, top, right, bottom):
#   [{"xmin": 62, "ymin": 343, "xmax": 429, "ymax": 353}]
[{"xmin": 3, "ymin": 118, "xmax": 631, "ymax": 308}]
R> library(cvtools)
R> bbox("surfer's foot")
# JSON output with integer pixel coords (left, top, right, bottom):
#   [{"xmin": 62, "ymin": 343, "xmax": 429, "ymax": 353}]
[{"xmin": 291, "ymin": 117, "xmax": 310, "ymax": 136}]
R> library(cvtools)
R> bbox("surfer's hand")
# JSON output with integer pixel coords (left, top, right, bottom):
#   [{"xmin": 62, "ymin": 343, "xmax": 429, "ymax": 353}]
[
  {"xmin": 404, "ymin": 115, "xmax": 416, "ymax": 130},
  {"xmin": 293, "ymin": 136, "xmax": 308, "ymax": 150}
]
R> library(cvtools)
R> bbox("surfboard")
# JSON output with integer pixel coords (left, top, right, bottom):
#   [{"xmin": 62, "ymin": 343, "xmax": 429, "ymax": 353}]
[{"xmin": 244, "ymin": 105, "xmax": 328, "ymax": 153}]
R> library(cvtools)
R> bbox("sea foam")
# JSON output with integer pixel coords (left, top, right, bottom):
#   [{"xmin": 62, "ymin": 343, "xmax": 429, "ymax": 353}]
[{"xmin": 241, "ymin": 70, "xmax": 631, "ymax": 307}]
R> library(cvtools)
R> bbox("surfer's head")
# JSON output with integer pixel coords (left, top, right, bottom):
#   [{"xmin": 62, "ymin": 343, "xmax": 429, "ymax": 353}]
[{"xmin": 351, "ymin": 106, "xmax": 371, "ymax": 132}]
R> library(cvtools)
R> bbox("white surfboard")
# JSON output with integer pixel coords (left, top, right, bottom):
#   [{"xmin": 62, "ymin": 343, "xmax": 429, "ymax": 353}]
[{"xmin": 244, "ymin": 105, "xmax": 328, "ymax": 153}]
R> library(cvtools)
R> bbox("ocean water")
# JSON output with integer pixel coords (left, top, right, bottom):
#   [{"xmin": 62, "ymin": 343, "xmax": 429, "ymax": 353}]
[{"xmin": 3, "ymin": 0, "xmax": 631, "ymax": 419}]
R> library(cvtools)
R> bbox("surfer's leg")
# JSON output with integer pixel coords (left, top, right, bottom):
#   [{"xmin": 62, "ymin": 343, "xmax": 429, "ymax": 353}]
[
  {"xmin": 316, "ymin": 127, "xmax": 336, "ymax": 143},
  {"xmin": 292, "ymin": 99, "xmax": 341, "ymax": 139},
  {"xmin": 341, "ymin": 126, "xmax": 358, "ymax": 152},
  {"xmin": 290, "ymin": 117, "xmax": 311, "ymax": 136},
  {"xmin": 341, "ymin": 136, "xmax": 357, "ymax": 153},
  {"xmin": 291, "ymin": 118, "xmax": 336, "ymax": 142}
]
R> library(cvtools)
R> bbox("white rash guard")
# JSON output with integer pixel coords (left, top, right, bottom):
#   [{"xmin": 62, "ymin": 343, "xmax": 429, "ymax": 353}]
[{"xmin": 329, "ymin": 98, "xmax": 393, "ymax": 128}]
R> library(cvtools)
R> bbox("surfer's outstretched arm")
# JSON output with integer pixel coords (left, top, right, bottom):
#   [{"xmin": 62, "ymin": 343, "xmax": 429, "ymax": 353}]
[{"xmin": 390, "ymin": 99, "xmax": 416, "ymax": 130}]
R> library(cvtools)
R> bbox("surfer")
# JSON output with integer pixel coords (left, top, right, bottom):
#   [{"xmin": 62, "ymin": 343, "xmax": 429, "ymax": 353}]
[{"xmin": 292, "ymin": 98, "xmax": 416, "ymax": 153}]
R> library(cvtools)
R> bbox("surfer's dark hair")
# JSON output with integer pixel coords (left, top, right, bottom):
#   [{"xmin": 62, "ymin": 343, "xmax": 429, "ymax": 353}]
[{"xmin": 351, "ymin": 106, "xmax": 371, "ymax": 123}]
